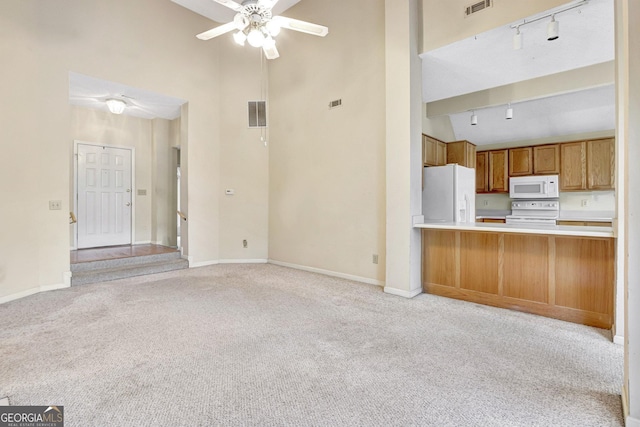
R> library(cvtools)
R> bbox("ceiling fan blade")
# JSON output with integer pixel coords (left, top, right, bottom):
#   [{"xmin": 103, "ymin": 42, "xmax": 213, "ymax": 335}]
[
  {"xmin": 211, "ymin": 0, "xmax": 242, "ymax": 12},
  {"xmin": 263, "ymin": 43, "xmax": 280, "ymax": 60},
  {"xmin": 196, "ymin": 21, "xmax": 237, "ymax": 40},
  {"xmin": 272, "ymin": 16, "xmax": 328, "ymax": 37}
]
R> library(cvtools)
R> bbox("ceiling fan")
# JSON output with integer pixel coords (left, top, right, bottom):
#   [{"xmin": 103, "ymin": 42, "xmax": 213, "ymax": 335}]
[{"xmin": 196, "ymin": 0, "xmax": 328, "ymax": 60}]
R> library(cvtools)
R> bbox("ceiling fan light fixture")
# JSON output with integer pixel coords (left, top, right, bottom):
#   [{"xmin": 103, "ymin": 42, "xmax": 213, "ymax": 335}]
[
  {"xmin": 234, "ymin": 13, "xmax": 249, "ymax": 30},
  {"xmin": 547, "ymin": 15, "xmax": 559, "ymax": 41},
  {"xmin": 233, "ymin": 30, "xmax": 247, "ymax": 46},
  {"xmin": 247, "ymin": 28, "xmax": 266, "ymax": 47},
  {"xmin": 106, "ymin": 98, "xmax": 126, "ymax": 114},
  {"xmin": 265, "ymin": 20, "xmax": 281, "ymax": 37}
]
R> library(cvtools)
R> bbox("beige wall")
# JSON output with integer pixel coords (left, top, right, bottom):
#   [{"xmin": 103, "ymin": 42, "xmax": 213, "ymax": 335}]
[
  {"xmin": 422, "ymin": 0, "xmax": 568, "ymax": 52},
  {"xmin": 267, "ymin": 0, "xmax": 386, "ymax": 282},
  {"xmin": 0, "ymin": 0, "xmax": 264, "ymax": 299}
]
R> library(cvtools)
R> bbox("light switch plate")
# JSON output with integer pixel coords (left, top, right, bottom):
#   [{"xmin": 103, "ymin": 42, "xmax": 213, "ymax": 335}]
[
  {"xmin": 225, "ymin": 189, "xmax": 235, "ymax": 195},
  {"xmin": 49, "ymin": 200, "xmax": 62, "ymax": 210}
]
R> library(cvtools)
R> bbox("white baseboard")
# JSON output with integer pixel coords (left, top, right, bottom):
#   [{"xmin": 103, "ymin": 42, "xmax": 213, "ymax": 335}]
[
  {"xmin": 628, "ymin": 415, "xmax": 640, "ymax": 427},
  {"xmin": 0, "ymin": 281, "xmax": 70, "ymax": 305},
  {"xmin": 383, "ymin": 286, "xmax": 423, "ymax": 299},
  {"xmin": 135, "ymin": 240, "xmax": 152, "ymax": 245},
  {"xmin": 268, "ymin": 259, "xmax": 384, "ymax": 287},
  {"xmin": 614, "ymin": 334, "xmax": 624, "ymax": 345},
  {"xmin": 187, "ymin": 257, "xmax": 219, "ymax": 268},
  {"xmin": 219, "ymin": 259, "xmax": 268, "ymax": 264}
]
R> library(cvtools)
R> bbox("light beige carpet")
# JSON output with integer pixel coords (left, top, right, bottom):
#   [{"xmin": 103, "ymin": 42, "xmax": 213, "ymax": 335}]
[{"xmin": 0, "ymin": 264, "xmax": 624, "ymax": 426}]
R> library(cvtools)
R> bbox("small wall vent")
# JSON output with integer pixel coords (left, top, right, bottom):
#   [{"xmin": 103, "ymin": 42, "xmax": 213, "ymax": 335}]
[
  {"xmin": 464, "ymin": 0, "xmax": 492, "ymax": 17},
  {"xmin": 248, "ymin": 101, "xmax": 267, "ymax": 128},
  {"xmin": 329, "ymin": 99, "xmax": 342, "ymax": 109}
]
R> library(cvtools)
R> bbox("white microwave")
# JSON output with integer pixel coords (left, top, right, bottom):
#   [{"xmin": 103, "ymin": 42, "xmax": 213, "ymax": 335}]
[{"xmin": 509, "ymin": 175, "xmax": 559, "ymax": 199}]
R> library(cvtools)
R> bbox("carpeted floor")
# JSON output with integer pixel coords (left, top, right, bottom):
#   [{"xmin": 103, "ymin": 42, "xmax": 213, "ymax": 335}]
[{"xmin": 0, "ymin": 264, "xmax": 624, "ymax": 426}]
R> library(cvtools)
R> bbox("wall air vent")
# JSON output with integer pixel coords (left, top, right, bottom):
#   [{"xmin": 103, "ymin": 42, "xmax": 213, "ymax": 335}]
[
  {"xmin": 329, "ymin": 99, "xmax": 342, "ymax": 109},
  {"xmin": 464, "ymin": 0, "xmax": 492, "ymax": 17},
  {"xmin": 248, "ymin": 101, "xmax": 267, "ymax": 128}
]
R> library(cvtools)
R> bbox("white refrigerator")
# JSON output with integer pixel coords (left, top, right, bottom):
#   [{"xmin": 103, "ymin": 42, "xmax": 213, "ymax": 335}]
[{"xmin": 422, "ymin": 164, "xmax": 476, "ymax": 223}]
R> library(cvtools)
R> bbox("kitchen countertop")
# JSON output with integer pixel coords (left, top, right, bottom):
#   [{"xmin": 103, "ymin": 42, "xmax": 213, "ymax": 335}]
[
  {"xmin": 475, "ymin": 209, "xmax": 615, "ymax": 222},
  {"xmin": 415, "ymin": 221, "xmax": 614, "ymax": 238}
]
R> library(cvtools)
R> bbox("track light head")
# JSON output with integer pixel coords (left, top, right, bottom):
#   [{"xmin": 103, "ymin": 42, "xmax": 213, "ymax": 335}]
[
  {"xmin": 505, "ymin": 105, "xmax": 513, "ymax": 120},
  {"xmin": 547, "ymin": 15, "xmax": 559, "ymax": 41},
  {"xmin": 470, "ymin": 111, "xmax": 478, "ymax": 126},
  {"xmin": 513, "ymin": 27, "xmax": 522, "ymax": 50}
]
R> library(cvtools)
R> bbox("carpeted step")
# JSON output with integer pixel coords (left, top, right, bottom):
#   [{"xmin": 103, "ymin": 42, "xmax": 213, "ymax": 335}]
[
  {"xmin": 71, "ymin": 258, "xmax": 189, "ymax": 286},
  {"xmin": 71, "ymin": 251, "xmax": 182, "ymax": 273}
]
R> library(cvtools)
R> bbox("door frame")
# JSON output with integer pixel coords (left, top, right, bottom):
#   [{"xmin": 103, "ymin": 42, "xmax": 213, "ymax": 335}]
[{"xmin": 72, "ymin": 140, "xmax": 136, "ymax": 250}]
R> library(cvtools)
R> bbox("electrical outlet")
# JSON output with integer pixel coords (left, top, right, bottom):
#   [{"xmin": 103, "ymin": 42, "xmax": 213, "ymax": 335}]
[
  {"xmin": 372, "ymin": 254, "xmax": 378, "ymax": 264},
  {"xmin": 581, "ymin": 199, "xmax": 590, "ymax": 207},
  {"xmin": 243, "ymin": 239, "xmax": 248, "ymax": 248},
  {"xmin": 49, "ymin": 200, "xmax": 62, "ymax": 210},
  {"xmin": 483, "ymin": 200, "xmax": 489, "ymax": 207}
]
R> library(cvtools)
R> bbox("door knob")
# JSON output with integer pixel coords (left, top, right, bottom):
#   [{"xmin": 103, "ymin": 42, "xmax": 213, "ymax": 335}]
[{"xmin": 126, "ymin": 202, "xmax": 131, "ymax": 207}]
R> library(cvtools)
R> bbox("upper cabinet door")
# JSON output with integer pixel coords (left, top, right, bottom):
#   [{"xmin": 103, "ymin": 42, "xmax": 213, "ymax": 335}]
[
  {"xmin": 488, "ymin": 150, "xmax": 509, "ymax": 193},
  {"xmin": 587, "ymin": 138, "xmax": 615, "ymax": 190},
  {"xmin": 560, "ymin": 142, "xmax": 587, "ymax": 191},
  {"xmin": 447, "ymin": 140, "xmax": 476, "ymax": 168},
  {"xmin": 476, "ymin": 152, "xmax": 489, "ymax": 193},
  {"xmin": 423, "ymin": 135, "xmax": 437, "ymax": 166},
  {"xmin": 508, "ymin": 147, "xmax": 533, "ymax": 176},
  {"xmin": 533, "ymin": 144, "xmax": 560, "ymax": 175}
]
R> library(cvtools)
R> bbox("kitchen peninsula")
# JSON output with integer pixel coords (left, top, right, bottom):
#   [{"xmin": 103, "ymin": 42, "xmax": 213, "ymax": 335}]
[{"xmin": 416, "ymin": 221, "xmax": 615, "ymax": 329}]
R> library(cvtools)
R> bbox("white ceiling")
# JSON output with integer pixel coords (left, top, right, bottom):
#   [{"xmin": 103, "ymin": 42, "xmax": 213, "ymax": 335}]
[
  {"xmin": 170, "ymin": 0, "xmax": 301, "ymax": 24},
  {"xmin": 422, "ymin": 0, "xmax": 616, "ymax": 146},
  {"xmin": 68, "ymin": 72, "xmax": 186, "ymax": 120}
]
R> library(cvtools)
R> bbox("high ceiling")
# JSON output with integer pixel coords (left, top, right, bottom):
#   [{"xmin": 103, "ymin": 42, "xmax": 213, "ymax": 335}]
[
  {"xmin": 170, "ymin": 0, "xmax": 300, "ymax": 24},
  {"xmin": 422, "ymin": 0, "xmax": 615, "ymax": 145}
]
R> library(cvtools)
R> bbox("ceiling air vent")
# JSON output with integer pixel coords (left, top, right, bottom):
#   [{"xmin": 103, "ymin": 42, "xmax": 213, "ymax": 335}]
[
  {"xmin": 248, "ymin": 101, "xmax": 267, "ymax": 128},
  {"xmin": 464, "ymin": 0, "xmax": 492, "ymax": 17},
  {"xmin": 329, "ymin": 99, "xmax": 342, "ymax": 109}
]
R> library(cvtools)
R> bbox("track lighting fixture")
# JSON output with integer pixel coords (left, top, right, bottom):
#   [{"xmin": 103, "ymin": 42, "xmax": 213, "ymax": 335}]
[
  {"xmin": 547, "ymin": 15, "xmax": 559, "ymax": 41},
  {"xmin": 509, "ymin": 0, "xmax": 586, "ymax": 48},
  {"xmin": 513, "ymin": 27, "xmax": 522, "ymax": 50},
  {"xmin": 506, "ymin": 104, "xmax": 513, "ymax": 120},
  {"xmin": 470, "ymin": 111, "xmax": 478, "ymax": 126}
]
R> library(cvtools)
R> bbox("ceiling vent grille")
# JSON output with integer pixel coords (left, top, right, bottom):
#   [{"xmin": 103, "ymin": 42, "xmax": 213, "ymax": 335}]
[
  {"xmin": 464, "ymin": 0, "xmax": 492, "ymax": 17},
  {"xmin": 248, "ymin": 101, "xmax": 267, "ymax": 128}
]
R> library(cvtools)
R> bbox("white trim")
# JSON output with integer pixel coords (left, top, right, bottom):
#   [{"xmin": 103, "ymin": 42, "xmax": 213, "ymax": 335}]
[
  {"xmin": 268, "ymin": 259, "xmax": 384, "ymax": 287},
  {"xmin": 135, "ymin": 240, "xmax": 152, "ymax": 245},
  {"xmin": 219, "ymin": 259, "xmax": 268, "ymax": 264},
  {"xmin": 0, "ymin": 282, "xmax": 70, "ymax": 305},
  {"xmin": 383, "ymin": 286, "xmax": 423, "ymax": 299},
  {"xmin": 614, "ymin": 334, "xmax": 625, "ymax": 345},
  {"xmin": 62, "ymin": 271, "xmax": 72, "ymax": 287},
  {"xmin": 188, "ymin": 257, "xmax": 219, "ymax": 268},
  {"xmin": 627, "ymin": 416, "xmax": 640, "ymax": 427}
]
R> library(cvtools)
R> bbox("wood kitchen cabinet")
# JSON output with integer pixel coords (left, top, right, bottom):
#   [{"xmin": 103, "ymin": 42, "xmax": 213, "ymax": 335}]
[
  {"xmin": 560, "ymin": 142, "xmax": 587, "ymax": 190},
  {"xmin": 446, "ymin": 140, "xmax": 476, "ymax": 168},
  {"xmin": 533, "ymin": 144, "xmax": 560, "ymax": 175},
  {"xmin": 488, "ymin": 149, "xmax": 509, "ymax": 193},
  {"xmin": 560, "ymin": 138, "xmax": 615, "ymax": 191},
  {"xmin": 423, "ymin": 134, "xmax": 446, "ymax": 167},
  {"xmin": 587, "ymin": 138, "xmax": 615, "ymax": 190},
  {"xmin": 476, "ymin": 150, "xmax": 508, "ymax": 193},
  {"xmin": 422, "ymin": 229, "xmax": 615, "ymax": 328},
  {"xmin": 557, "ymin": 221, "xmax": 613, "ymax": 227},
  {"xmin": 509, "ymin": 147, "xmax": 533, "ymax": 176},
  {"xmin": 476, "ymin": 152, "xmax": 488, "ymax": 193}
]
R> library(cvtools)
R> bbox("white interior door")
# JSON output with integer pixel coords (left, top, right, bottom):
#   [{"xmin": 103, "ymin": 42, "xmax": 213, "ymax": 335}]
[{"xmin": 77, "ymin": 144, "xmax": 132, "ymax": 248}]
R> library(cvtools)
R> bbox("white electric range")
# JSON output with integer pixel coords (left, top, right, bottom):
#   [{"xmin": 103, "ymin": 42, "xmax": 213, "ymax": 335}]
[{"xmin": 505, "ymin": 200, "xmax": 559, "ymax": 226}]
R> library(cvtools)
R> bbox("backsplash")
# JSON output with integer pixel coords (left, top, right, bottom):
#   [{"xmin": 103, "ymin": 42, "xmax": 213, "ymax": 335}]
[{"xmin": 476, "ymin": 191, "xmax": 616, "ymax": 213}]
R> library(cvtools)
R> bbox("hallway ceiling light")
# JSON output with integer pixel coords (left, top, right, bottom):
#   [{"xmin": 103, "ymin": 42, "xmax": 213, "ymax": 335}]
[{"xmin": 105, "ymin": 98, "xmax": 126, "ymax": 114}]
